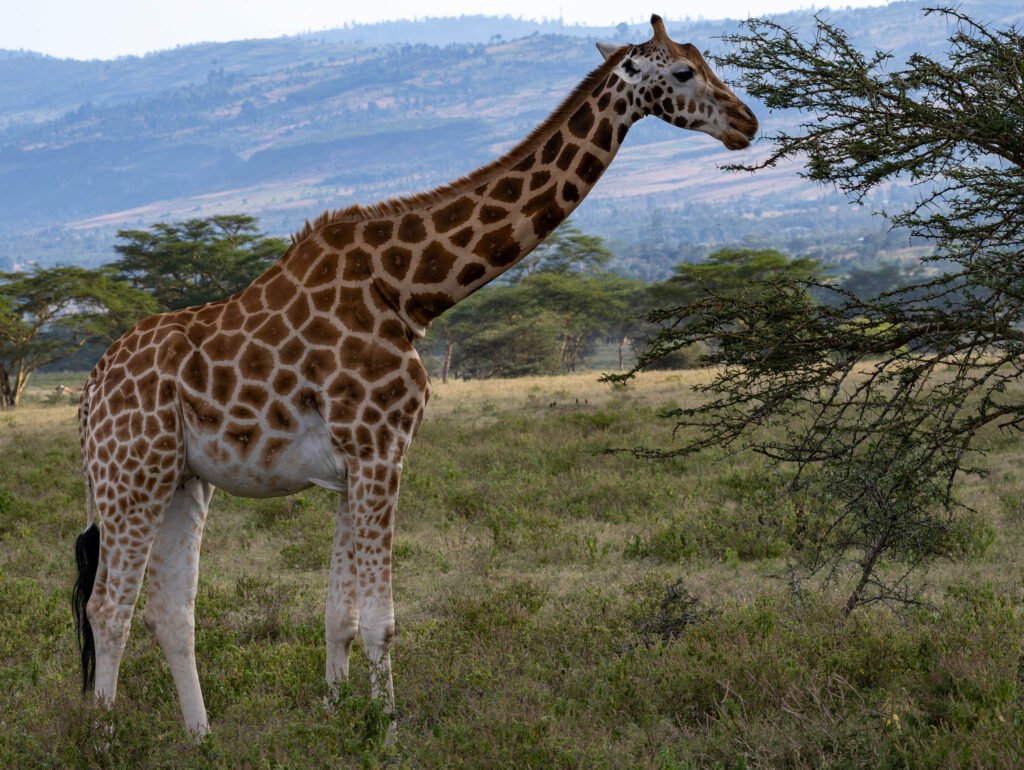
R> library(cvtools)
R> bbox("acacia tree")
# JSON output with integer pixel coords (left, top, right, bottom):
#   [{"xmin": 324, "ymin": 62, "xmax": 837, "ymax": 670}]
[
  {"xmin": 0, "ymin": 267, "xmax": 156, "ymax": 407},
  {"xmin": 613, "ymin": 9, "xmax": 1024, "ymax": 613},
  {"xmin": 113, "ymin": 214, "xmax": 288, "ymax": 310}
]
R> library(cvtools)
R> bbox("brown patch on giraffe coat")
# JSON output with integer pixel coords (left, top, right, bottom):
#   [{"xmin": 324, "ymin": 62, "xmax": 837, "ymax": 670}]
[
  {"xmin": 413, "ymin": 241, "xmax": 459, "ymax": 284},
  {"xmin": 302, "ymin": 314, "xmax": 343, "ymax": 345},
  {"xmin": 239, "ymin": 384, "xmax": 269, "ymax": 410},
  {"xmin": 431, "ymin": 197, "xmax": 475, "ymax": 233},
  {"xmin": 568, "ymin": 102, "xmax": 595, "ymax": 138},
  {"xmin": 210, "ymin": 365, "xmax": 238, "ymax": 403},
  {"xmin": 449, "ymin": 227, "xmax": 474, "ymax": 248},
  {"xmin": 363, "ymin": 220, "xmax": 393, "ymax": 247},
  {"xmin": 562, "ymin": 182, "xmax": 580, "ymax": 202},
  {"xmin": 225, "ymin": 422, "xmax": 261, "ymax": 459},
  {"xmin": 322, "ymin": 222, "xmax": 356, "ymax": 250},
  {"xmin": 338, "ymin": 286, "xmax": 375, "ymax": 334},
  {"xmin": 286, "ymin": 294, "xmax": 312, "ymax": 329},
  {"xmin": 273, "ymin": 369, "xmax": 297, "ymax": 395},
  {"xmin": 491, "ymin": 177, "xmax": 523, "ymax": 203},
  {"xmin": 253, "ymin": 316, "xmax": 289, "ymax": 347},
  {"xmin": 398, "ymin": 214, "xmax": 427, "ymax": 243},
  {"xmin": 405, "ymin": 293, "xmax": 455, "ymax": 327},
  {"xmin": 220, "ymin": 302, "xmax": 244, "ymax": 330},
  {"xmin": 230, "ymin": 404, "xmax": 259, "ymax": 420},
  {"xmin": 541, "ymin": 132, "xmax": 563, "ymax": 164},
  {"xmin": 371, "ymin": 378, "xmax": 408, "ymax": 410},
  {"xmin": 473, "ymin": 224, "xmax": 521, "ymax": 267},
  {"xmin": 522, "ymin": 186, "xmax": 564, "ymax": 238},
  {"xmin": 302, "ymin": 348, "xmax": 335, "ymax": 381},
  {"xmin": 285, "ymin": 239, "xmax": 323, "ymax": 282},
  {"xmin": 343, "ymin": 248, "xmax": 373, "ymax": 282},
  {"xmin": 480, "ymin": 205, "xmax": 509, "ymax": 224},
  {"xmin": 530, "ymin": 170, "xmax": 551, "ymax": 190},
  {"xmin": 268, "ymin": 401, "xmax": 294, "ymax": 431},
  {"xmin": 307, "ymin": 252, "xmax": 340, "ymax": 288},
  {"xmin": 137, "ymin": 371, "xmax": 159, "ymax": 412},
  {"xmin": 576, "ymin": 152, "xmax": 605, "ymax": 184},
  {"xmin": 279, "ymin": 337, "xmax": 305, "ymax": 366},
  {"xmin": 240, "ymin": 344, "xmax": 275, "ymax": 380},
  {"xmin": 598, "ymin": 92, "xmax": 611, "ymax": 110},
  {"xmin": 263, "ymin": 274, "xmax": 295, "ymax": 311},
  {"xmin": 182, "ymin": 352, "xmax": 208, "ymax": 392},
  {"xmin": 126, "ymin": 346, "xmax": 156, "ymax": 377},
  {"xmin": 513, "ymin": 153, "xmax": 536, "ymax": 172},
  {"xmin": 556, "ymin": 143, "xmax": 579, "ymax": 171},
  {"xmin": 379, "ymin": 318, "xmax": 409, "ymax": 343},
  {"xmin": 181, "ymin": 391, "xmax": 223, "ymax": 431},
  {"xmin": 311, "ymin": 288, "xmax": 336, "ymax": 313},
  {"xmin": 456, "ymin": 262, "xmax": 487, "ymax": 286},
  {"xmin": 381, "ymin": 246, "xmax": 412, "ymax": 281},
  {"xmin": 617, "ymin": 124, "xmax": 629, "ymax": 144},
  {"xmin": 592, "ymin": 118, "xmax": 614, "ymax": 151}
]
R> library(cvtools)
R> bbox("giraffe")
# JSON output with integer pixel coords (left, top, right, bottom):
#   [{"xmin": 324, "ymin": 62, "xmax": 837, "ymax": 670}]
[{"xmin": 71, "ymin": 15, "xmax": 757, "ymax": 738}]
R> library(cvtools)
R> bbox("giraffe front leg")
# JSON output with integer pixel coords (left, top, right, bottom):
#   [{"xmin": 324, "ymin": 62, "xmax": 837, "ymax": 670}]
[
  {"xmin": 347, "ymin": 458, "xmax": 400, "ymax": 718},
  {"xmin": 143, "ymin": 480, "xmax": 213, "ymax": 740},
  {"xmin": 326, "ymin": 482, "xmax": 359, "ymax": 694}
]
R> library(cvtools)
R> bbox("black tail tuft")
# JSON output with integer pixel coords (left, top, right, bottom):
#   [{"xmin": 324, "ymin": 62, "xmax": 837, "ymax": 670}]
[{"xmin": 72, "ymin": 524, "xmax": 100, "ymax": 693}]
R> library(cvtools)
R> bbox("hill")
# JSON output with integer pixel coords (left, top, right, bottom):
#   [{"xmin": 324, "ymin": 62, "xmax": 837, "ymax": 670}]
[{"xmin": 0, "ymin": 1, "xmax": 1020, "ymax": 278}]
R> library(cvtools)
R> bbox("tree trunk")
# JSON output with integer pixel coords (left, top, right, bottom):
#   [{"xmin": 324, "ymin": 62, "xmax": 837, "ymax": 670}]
[
  {"xmin": 442, "ymin": 340, "xmax": 454, "ymax": 384},
  {"xmin": 0, "ymin": 366, "xmax": 12, "ymax": 409},
  {"xmin": 618, "ymin": 333, "xmax": 629, "ymax": 371}
]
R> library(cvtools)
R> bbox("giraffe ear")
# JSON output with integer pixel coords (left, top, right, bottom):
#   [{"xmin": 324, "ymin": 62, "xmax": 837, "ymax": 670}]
[{"xmin": 596, "ymin": 42, "xmax": 621, "ymax": 61}]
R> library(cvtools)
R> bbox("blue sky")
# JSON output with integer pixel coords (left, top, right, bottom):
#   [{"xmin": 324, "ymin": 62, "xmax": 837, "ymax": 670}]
[{"xmin": 3, "ymin": 0, "xmax": 893, "ymax": 60}]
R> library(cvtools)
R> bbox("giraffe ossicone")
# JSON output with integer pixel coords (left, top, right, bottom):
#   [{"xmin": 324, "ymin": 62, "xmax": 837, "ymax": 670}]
[{"xmin": 71, "ymin": 14, "xmax": 756, "ymax": 738}]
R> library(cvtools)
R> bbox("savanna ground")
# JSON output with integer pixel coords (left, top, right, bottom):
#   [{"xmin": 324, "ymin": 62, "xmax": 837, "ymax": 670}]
[{"xmin": 2, "ymin": 368, "xmax": 1023, "ymax": 768}]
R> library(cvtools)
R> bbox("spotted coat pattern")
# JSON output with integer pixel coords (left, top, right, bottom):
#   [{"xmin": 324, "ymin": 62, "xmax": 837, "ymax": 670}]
[{"xmin": 77, "ymin": 14, "xmax": 757, "ymax": 737}]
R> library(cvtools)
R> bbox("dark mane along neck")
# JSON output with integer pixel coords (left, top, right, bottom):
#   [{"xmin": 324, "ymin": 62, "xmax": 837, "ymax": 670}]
[{"xmin": 290, "ymin": 46, "xmax": 628, "ymax": 246}]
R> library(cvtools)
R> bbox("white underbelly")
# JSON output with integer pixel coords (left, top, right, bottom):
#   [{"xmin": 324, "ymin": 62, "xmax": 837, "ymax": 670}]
[{"xmin": 184, "ymin": 413, "xmax": 345, "ymax": 498}]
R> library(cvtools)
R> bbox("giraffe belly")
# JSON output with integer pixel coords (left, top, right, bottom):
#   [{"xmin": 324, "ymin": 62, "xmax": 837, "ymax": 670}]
[{"xmin": 183, "ymin": 414, "xmax": 345, "ymax": 498}]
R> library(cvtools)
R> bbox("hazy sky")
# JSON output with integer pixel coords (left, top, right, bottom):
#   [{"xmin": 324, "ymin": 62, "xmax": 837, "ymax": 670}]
[{"xmin": 3, "ymin": 0, "xmax": 894, "ymax": 60}]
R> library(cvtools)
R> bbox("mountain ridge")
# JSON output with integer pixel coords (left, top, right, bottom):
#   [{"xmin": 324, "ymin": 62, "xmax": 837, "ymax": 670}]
[{"xmin": 1, "ymin": 1, "xmax": 1021, "ymax": 278}]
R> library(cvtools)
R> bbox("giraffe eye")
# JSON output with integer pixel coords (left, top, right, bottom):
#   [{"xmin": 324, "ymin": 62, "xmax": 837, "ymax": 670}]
[{"xmin": 673, "ymin": 69, "xmax": 694, "ymax": 83}]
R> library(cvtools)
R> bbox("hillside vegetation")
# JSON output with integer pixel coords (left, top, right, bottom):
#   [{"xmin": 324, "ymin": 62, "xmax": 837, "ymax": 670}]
[
  {"xmin": 2, "ymin": 0, "xmax": 1021, "ymax": 275},
  {"xmin": 2, "ymin": 370, "xmax": 1022, "ymax": 767}
]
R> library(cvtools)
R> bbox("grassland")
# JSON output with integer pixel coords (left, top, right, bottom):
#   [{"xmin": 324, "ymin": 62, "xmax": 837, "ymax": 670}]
[{"xmin": 2, "ymin": 369, "xmax": 1023, "ymax": 768}]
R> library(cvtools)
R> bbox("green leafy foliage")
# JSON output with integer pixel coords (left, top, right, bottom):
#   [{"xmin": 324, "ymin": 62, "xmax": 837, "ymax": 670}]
[
  {"xmin": 113, "ymin": 215, "xmax": 288, "ymax": 311},
  {"xmin": 0, "ymin": 266, "xmax": 156, "ymax": 407},
  {"xmin": 618, "ymin": 8, "xmax": 1024, "ymax": 614}
]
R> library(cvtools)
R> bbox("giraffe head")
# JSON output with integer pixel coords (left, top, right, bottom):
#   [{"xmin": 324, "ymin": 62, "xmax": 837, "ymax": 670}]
[{"xmin": 597, "ymin": 14, "xmax": 758, "ymax": 150}]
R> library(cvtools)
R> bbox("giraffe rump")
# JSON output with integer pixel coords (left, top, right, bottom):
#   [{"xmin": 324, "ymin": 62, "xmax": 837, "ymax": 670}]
[{"xmin": 72, "ymin": 523, "xmax": 100, "ymax": 693}]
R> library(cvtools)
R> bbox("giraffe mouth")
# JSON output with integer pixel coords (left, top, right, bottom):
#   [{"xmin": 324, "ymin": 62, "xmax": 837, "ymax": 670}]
[{"xmin": 722, "ymin": 130, "xmax": 753, "ymax": 150}]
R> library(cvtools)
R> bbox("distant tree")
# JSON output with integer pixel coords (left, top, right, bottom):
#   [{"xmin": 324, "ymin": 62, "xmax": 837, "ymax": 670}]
[
  {"xmin": 0, "ymin": 267, "xmax": 156, "ymax": 408},
  {"xmin": 518, "ymin": 271, "xmax": 635, "ymax": 372},
  {"xmin": 838, "ymin": 261, "xmax": 919, "ymax": 301},
  {"xmin": 650, "ymin": 247, "xmax": 822, "ymax": 307},
  {"xmin": 456, "ymin": 310, "xmax": 564, "ymax": 379},
  {"xmin": 113, "ymin": 214, "xmax": 287, "ymax": 310},
  {"xmin": 613, "ymin": 9, "xmax": 1024, "ymax": 614}
]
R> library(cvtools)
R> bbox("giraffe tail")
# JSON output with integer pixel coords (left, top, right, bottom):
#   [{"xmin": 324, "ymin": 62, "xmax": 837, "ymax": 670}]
[{"xmin": 72, "ymin": 522, "xmax": 100, "ymax": 693}]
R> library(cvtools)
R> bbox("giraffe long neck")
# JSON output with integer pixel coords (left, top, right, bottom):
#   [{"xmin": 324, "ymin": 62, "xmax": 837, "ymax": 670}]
[{"xmin": 284, "ymin": 53, "xmax": 638, "ymax": 337}]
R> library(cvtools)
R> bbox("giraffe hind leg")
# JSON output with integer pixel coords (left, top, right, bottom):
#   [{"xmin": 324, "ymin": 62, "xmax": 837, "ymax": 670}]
[
  {"xmin": 87, "ymin": 499, "xmax": 167, "ymax": 712},
  {"xmin": 143, "ymin": 479, "xmax": 214, "ymax": 738}
]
